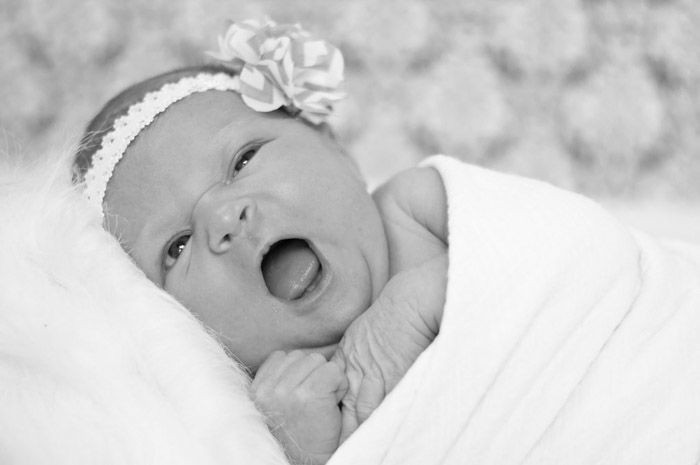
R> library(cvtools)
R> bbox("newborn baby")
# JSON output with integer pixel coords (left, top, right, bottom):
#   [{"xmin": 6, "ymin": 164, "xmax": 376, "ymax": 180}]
[{"xmin": 74, "ymin": 21, "xmax": 448, "ymax": 465}]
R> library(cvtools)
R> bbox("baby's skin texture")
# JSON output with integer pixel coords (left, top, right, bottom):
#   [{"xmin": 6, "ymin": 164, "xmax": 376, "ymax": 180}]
[
  {"xmin": 104, "ymin": 89, "xmax": 447, "ymax": 464},
  {"xmin": 335, "ymin": 170, "xmax": 448, "ymax": 442},
  {"xmin": 250, "ymin": 173, "xmax": 448, "ymax": 463}
]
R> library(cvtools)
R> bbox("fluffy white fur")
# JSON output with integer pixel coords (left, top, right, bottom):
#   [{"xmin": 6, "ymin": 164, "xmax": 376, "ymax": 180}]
[{"xmin": 0, "ymin": 151, "xmax": 288, "ymax": 465}]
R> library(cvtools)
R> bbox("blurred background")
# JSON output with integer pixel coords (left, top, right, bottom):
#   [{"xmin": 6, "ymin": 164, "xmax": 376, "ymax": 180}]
[{"xmin": 0, "ymin": 0, "xmax": 698, "ymax": 241}]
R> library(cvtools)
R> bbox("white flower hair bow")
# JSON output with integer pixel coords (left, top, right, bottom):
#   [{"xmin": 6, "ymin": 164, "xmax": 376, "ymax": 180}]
[{"xmin": 208, "ymin": 18, "xmax": 345, "ymax": 125}]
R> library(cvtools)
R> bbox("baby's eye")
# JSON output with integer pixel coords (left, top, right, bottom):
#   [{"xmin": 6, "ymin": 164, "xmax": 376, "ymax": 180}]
[
  {"xmin": 163, "ymin": 233, "xmax": 191, "ymax": 270},
  {"xmin": 230, "ymin": 144, "xmax": 261, "ymax": 178}
]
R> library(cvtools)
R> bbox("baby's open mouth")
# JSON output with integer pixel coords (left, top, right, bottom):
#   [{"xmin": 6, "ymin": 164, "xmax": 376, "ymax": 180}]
[{"xmin": 261, "ymin": 239, "xmax": 322, "ymax": 301}]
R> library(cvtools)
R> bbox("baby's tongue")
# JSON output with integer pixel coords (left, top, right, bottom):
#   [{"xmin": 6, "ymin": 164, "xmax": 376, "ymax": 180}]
[{"xmin": 262, "ymin": 240, "xmax": 320, "ymax": 300}]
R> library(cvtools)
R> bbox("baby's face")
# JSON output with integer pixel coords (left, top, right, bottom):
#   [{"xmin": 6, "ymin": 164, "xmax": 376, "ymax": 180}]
[{"xmin": 105, "ymin": 90, "xmax": 389, "ymax": 370}]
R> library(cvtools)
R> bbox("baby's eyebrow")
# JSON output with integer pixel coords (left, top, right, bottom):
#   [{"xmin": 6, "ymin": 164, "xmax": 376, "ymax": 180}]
[
  {"xmin": 210, "ymin": 121, "xmax": 260, "ymax": 180},
  {"xmin": 212, "ymin": 118, "xmax": 243, "ymax": 145},
  {"xmin": 212, "ymin": 113, "xmax": 262, "ymax": 148}
]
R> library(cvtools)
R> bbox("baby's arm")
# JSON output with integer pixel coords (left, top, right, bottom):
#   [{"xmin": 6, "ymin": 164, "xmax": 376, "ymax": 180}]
[
  {"xmin": 251, "ymin": 350, "xmax": 348, "ymax": 465},
  {"xmin": 373, "ymin": 166, "xmax": 448, "ymax": 277},
  {"xmin": 373, "ymin": 166, "xmax": 449, "ymax": 334},
  {"xmin": 333, "ymin": 167, "xmax": 449, "ymax": 438}
]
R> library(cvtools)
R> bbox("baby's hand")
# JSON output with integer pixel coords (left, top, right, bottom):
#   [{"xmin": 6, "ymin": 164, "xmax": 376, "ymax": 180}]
[
  {"xmin": 251, "ymin": 350, "xmax": 348, "ymax": 465},
  {"xmin": 333, "ymin": 253, "xmax": 447, "ymax": 441}
]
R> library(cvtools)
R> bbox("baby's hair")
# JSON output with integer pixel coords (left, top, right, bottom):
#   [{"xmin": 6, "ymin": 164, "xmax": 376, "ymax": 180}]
[{"xmin": 73, "ymin": 64, "xmax": 237, "ymax": 182}]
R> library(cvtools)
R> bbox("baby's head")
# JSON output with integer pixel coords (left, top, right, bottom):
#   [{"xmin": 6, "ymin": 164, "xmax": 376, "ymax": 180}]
[{"xmin": 74, "ymin": 22, "xmax": 389, "ymax": 370}]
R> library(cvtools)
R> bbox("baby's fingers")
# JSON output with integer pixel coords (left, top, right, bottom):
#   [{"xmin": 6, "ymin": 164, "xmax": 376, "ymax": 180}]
[
  {"xmin": 251, "ymin": 350, "xmax": 304, "ymax": 390},
  {"xmin": 305, "ymin": 361, "xmax": 349, "ymax": 402},
  {"xmin": 338, "ymin": 370, "xmax": 384, "ymax": 442},
  {"xmin": 355, "ymin": 373, "xmax": 384, "ymax": 424},
  {"xmin": 276, "ymin": 352, "xmax": 328, "ymax": 392},
  {"xmin": 339, "ymin": 401, "xmax": 358, "ymax": 444}
]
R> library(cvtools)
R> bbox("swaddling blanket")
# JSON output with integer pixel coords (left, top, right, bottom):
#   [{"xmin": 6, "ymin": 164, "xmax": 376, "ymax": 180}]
[{"xmin": 330, "ymin": 155, "xmax": 700, "ymax": 465}]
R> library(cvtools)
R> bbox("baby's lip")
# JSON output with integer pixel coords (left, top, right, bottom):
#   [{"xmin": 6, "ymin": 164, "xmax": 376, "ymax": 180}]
[
  {"xmin": 256, "ymin": 236, "xmax": 286, "ymax": 271},
  {"xmin": 257, "ymin": 235, "xmax": 313, "ymax": 270}
]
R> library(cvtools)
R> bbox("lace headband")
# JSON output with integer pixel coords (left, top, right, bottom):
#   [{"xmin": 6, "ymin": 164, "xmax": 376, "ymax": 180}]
[
  {"xmin": 82, "ymin": 18, "xmax": 344, "ymax": 218},
  {"xmin": 83, "ymin": 73, "xmax": 241, "ymax": 214}
]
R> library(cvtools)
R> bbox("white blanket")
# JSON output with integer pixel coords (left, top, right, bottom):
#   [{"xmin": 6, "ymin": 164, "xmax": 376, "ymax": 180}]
[
  {"xmin": 0, "ymin": 152, "xmax": 288, "ymax": 464},
  {"xmin": 330, "ymin": 155, "xmax": 700, "ymax": 465}
]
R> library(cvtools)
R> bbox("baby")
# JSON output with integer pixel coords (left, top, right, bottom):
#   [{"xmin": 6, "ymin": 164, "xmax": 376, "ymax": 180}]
[{"xmin": 74, "ymin": 20, "xmax": 447, "ymax": 465}]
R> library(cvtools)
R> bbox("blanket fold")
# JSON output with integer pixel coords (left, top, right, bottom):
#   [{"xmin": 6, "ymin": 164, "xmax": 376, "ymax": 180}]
[{"xmin": 330, "ymin": 155, "xmax": 700, "ymax": 465}]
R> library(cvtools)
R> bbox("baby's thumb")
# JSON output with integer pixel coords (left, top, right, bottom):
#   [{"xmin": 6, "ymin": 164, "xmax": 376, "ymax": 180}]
[
  {"xmin": 332, "ymin": 349, "xmax": 361, "ymax": 443},
  {"xmin": 339, "ymin": 397, "xmax": 359, "ymax": 444},
  {"xmin": 330, "ymin": 346, "xmax": 346, "ymax": 372},
  {"xmin": 355, "ymin": 375, "xmax": 384, "ymax": 424}
]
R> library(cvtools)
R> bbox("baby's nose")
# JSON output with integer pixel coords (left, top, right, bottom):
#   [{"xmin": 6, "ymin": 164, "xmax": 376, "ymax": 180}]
[{"xmin": 196, "ymin": 194, "xmax": 257, "ymax": 254}]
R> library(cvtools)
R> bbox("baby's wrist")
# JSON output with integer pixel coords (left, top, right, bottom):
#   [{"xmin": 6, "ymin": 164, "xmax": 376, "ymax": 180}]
[
  {"xmin": 300, "ymin": 451, "xmax": 333, "ymax": 465},
  {"xmin": 413, "ymin": 252, "xmax": 448, "ymax": 335},
  {"xmin": 280, "ymin": 436, "xmax": 334, "ymax": 465}
]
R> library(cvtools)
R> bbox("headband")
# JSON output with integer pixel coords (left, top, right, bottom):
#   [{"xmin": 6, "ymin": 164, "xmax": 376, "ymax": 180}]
[{"xmin": 82, "ymin": 18, "xmax": 345, "ymax": 217}]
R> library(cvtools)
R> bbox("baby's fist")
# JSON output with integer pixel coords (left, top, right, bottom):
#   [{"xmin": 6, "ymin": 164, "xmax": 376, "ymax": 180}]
[{"xmin": 251, "ymin": 350, "xmax": 348, "ymax": 465}]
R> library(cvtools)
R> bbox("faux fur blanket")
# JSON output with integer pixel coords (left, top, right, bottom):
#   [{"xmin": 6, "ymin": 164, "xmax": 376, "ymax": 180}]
[
  {"xmin": 0, "ymin": 152, "xmax": 288, "ymax": 464},
  {"xmin": 329, "ymin": 155, "xmax": 700, "ymax": 465}
]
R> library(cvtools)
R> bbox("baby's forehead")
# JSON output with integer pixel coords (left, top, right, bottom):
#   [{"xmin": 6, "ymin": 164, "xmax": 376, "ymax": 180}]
[
  {"xmin": 120, "ymin": 91, "xmax": 249, "ymax": 171},
  {"xmin": 105, "ymin": 91, "xmax": 251, "ymax": 264},
  {"xmin": 147, "ymin": 90, "xmax": 249, "ymax": 145}
]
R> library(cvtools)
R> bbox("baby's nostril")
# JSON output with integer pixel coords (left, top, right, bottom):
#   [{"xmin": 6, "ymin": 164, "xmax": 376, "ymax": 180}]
[
  {"xmin": 222, "ymin": 233, "xmax": 232, "ymax": 244},
  {"xmin": 239, "ymin": 206, "xmax": 247, "ymax": 221}
]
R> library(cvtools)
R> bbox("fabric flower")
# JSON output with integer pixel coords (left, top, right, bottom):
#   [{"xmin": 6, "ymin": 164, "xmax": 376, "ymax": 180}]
[{"xmin": 208, "ymin": 19, "xmax": 345, "ymax": 124}]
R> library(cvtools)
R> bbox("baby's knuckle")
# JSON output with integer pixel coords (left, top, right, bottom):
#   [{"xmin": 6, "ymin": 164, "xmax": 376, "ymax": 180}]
[
  {"xmin": 306, "ymin": 352, "xmax": 326, "ymax": 363},
  {"xmin": 324, "ymin": 359, "xmax": 342, "ymax": 373},
  {"xmin": 251, "ymin": 388, "xmax": 273, "ymax": 407},
  {"xmin": 250, "ymin": 380, "xmax": 268, "ymax": 395},
  {"xmin": 322, "ymin": 361, "xmax": 345, "ymax": 379},
  {"xmin": 267, "ymin": 350, "xmax": 287, "ymax": 362},
  {"xmin": 291, "ymin": 385, "xmax": 314, "ymax": 403},
  {"xmin": 271, "ymin": 385, "xmax": 292, "ymax": 401}
]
